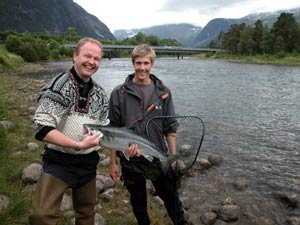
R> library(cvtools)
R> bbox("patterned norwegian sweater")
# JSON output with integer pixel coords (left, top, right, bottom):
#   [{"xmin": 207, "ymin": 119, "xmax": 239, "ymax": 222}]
[{"xmin": 33, "ymin": 69, "xmax": 109, "ymax": 154}]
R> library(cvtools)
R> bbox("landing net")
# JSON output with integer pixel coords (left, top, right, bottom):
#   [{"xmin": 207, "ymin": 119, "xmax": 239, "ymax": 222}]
[{"xmin": 145, "ymin": 115, "xmax": 205, "ymax": 174}]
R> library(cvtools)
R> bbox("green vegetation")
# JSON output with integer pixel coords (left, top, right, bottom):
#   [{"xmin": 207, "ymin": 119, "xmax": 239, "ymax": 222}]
[
  {"xmin": 0, "ymin": 45, "xmax": 24, "ymax": 72},
  {"xmin": 212, "ymin": 12, "xmax": 300, "ymax": 56},
  {"xmin": 0, "ymin": 28, "xmax": 182, "ymax": 63},
  {"xmin": 103, "ymin": 31, "xmax": 182, "ymax": 47}
]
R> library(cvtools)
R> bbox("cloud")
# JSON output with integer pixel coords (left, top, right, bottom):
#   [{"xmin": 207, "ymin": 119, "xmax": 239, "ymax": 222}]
[{"xmin": 161, "ymin": 0, "xmax": 243, "ymax": 13}]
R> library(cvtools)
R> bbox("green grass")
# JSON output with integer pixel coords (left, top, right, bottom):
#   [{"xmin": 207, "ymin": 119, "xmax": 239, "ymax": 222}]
[
  {"xmin": 0, "ymin": 45, "xmax": 25, "ymax": 73},
  {"xmin": 202, "ymin": 52, "xmax": 300, "ymax": 66}
]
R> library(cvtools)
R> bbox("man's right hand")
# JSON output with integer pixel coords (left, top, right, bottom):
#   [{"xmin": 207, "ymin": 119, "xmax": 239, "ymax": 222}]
[{"xmin": 110, "ymin": 163, "xmax": 121, "ymax": 182}]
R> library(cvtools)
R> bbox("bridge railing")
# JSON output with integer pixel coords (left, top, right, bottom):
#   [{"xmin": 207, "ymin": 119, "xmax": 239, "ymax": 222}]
[{"xmin": 64, "ymin": 44, "xmax": 223, "ymax": 59}]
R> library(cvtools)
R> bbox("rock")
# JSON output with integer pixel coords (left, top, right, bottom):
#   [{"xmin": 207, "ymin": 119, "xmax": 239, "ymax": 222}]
[
  {"xmin": 96, "ymin": 174, "xmax": 114, "ymax": 193},
  {"xmin": 216, "ymin": 204, "xmax": 240, "ymax": 222},
  {"xmin": 0, "ymin": 195, "xmax": 9, "ymax": 212},
  {"xmin": 233, "ymin": 177, "xmax": 250, "ymax": 191},
  {"xmin": 22, "ymin": 183, "xmax": 37, "ymax": 193},
  {"xmin": 285, "ymin": 216, "xmax": 300, "ymax": 225},
  {"xmin": 207, "ymin": 154, "xmax": 224, "ymax": 166},
  {"xmin": 152, "ymin": 196, "xmax": 164, "ymax": 207},
  {"xmin": 0, "ymin": 120, "xmax": 15, "ymax": 129},
  {"xmin": 222, "ymin": 197, "xmax": 236, "ymax": 206},
  {"xmin": 59, "ymin": 193, "xmax": 72, "ymax": 212},
  {"xmin": 22, "ymin": 163, "xmax": 42, "ymax": 184},
  {"xmin": 94, "ymin": 213, "xmax": 106, "ymax": 225},
  {"xmin": 273, "ymin": 191, "xmax": 300, "ymax": 208},
  {"xmin": 200, "ymin": 212, "xmax": 217, "ymax": 225},
  {"xmin": 192, "ymin": 158, "xmax": 211, "ymax": 170},
  {"xmin": 99, "ymin": 157, "xmax": 109, "ymax": 167},
  {"xmin": 100, "ymin": 188, "xmax": 115, "ymax": 201},
  {"xmin": 179, "ymin": 144, "xmax": 192, "ymax": 157},
  {"xmin": 214, "ymin": 197, "xmax": 240, "ymax": 222},
  {"xmin": 27, "ymin": 142, "xmax": 39, "ymax": 150}
]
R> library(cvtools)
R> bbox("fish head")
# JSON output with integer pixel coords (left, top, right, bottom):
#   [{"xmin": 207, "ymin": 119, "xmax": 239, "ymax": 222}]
[{"xmin": 82, "ymin": 124, "xmax": 104, "ymax": 139}]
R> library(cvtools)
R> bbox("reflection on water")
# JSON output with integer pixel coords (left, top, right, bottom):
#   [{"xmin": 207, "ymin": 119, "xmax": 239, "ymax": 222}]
[{"xmin": 34, "ymin": 58, "xmax": 300, "ymax": 198}]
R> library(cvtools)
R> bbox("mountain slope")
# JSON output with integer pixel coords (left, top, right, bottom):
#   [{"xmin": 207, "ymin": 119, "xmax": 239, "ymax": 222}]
[
  {"xmin": 0, "ymin": 0, "xmax": 115, "ymax": 40},
  {"xmin": 114, "ymin": 23, "xmax": 202, "ymax": 47},
  {"xmin": 194, "ymin": 8, "xmax": 300, "ymax": 47}
]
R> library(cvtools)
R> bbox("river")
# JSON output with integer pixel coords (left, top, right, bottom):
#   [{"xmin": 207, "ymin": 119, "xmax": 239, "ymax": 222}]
[{"xmin": 41, "ymin": 57, "xmax": 300, "ymax": 224}]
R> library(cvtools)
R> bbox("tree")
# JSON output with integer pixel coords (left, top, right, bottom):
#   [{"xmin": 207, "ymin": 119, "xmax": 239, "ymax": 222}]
[
  {"xmin": 271, "ymin": 13, "xmax": 300, "ymax": 52},
  {"xmin": 238, "ymin": 25, "xmax": 255, "ymax": 55},
  {"xmin": 253, "ymin": 20, "xmax": 264, "ymax": 54},
  {"xmin": 222, "ymin": 23, "xmax": 246, "ymax": 54},
  {"xmin": 64, "ymin": 27, "xmax": 79, "ymax": 43},
  {"xmin": 260, "ymin": 25, "xmax": 274, "ymax": 54}
]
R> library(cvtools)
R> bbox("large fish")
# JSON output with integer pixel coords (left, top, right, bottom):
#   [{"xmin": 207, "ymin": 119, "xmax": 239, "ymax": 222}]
[{"xmin": 83, "ymin": 124, "xmax": 176, "ymax": 171}]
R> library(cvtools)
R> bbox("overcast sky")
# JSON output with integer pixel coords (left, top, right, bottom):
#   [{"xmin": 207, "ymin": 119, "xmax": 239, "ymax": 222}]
[{"xmin": 73, "ymin": 0, "xmax": 300, "ymax": 32}]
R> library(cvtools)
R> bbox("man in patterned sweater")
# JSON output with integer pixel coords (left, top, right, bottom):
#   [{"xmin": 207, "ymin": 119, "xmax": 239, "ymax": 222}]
[{"xmin": 29, "ymin": 38, "xmax": 139, "ymax": 225}]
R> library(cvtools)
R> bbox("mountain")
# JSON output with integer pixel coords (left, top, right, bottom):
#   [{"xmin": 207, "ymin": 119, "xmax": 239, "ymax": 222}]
[
  {"xmin": 194, "ymin": 18, "xmax": 249, "ymax": 47},
  {"xmin": 114, "ymin": 24, "xmax": 202, "ymax": 47},
  {"xmin": 194, "ymin": 8, "xmax": 300, "ymax": 47},
  {"xmin": 0, "ymin": 0, "xmax": 115, "ymax": 40}
]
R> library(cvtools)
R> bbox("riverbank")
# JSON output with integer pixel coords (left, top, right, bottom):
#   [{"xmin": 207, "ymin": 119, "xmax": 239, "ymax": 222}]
[{"xmin": 195, "ymin": 52, "xmax": 300, "ymax": 66}]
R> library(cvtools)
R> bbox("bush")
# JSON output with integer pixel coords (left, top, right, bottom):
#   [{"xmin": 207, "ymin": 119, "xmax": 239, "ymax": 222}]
[
  {"xmin": 5, "ymin": 34, "xmax": 50, "ymax": 62},
  {"xmin": 19, "ymin": 43, "xmax": 38, "ymax": 62},
  {"xmin": 51, "ymin": 49, "xmax": 61, "ymax": 60},
  {"xmin": 5, "ymin": 35, "xmax": 23, "ymax": 55}
]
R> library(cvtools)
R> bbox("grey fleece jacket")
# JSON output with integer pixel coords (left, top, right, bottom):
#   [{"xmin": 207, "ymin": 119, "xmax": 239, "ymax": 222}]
[{"xmin": 108, "ymin": 73, "xmax": 178, "ymax": 156}]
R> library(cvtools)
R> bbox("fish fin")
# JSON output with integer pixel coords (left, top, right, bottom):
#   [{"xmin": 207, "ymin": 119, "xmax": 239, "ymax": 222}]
[
  {"xmin": 122, "ymin": 151, "xmax": 130, "ymax": 161},
  {"xmin": 143, "ymin": 155, "xmax": 154, "ymax": 162}
]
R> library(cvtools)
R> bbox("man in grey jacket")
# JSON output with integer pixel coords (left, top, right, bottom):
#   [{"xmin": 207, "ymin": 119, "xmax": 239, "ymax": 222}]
[{"xmin": 109, "ymin": 44, "xmax": 187, "ymax": 225}]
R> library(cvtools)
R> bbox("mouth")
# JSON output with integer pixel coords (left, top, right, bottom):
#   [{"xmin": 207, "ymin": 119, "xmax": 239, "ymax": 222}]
[{"xmin": 84, "ymin": 64, "xmax": 94, "ymax": 72}]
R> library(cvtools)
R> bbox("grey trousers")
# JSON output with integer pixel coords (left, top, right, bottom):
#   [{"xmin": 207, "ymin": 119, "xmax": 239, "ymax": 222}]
[{"xmin": 29, "ymin": 172, "xmax": 96, "ymax": 225}]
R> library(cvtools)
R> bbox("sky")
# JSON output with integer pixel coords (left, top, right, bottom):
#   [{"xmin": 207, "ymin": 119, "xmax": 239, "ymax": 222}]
[{"xmin": 73, "ymin": 0, "xmax": 300, "ymax": 32}]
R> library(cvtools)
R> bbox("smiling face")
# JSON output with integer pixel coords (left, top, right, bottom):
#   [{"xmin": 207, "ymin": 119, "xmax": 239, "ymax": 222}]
[
  {"xmin": 132, "ymin": 55, "xmax": 153, "ymax": 84},
  {"xmin": 73, "ymin": 41, "xmax": 102, "ymax": 82}
]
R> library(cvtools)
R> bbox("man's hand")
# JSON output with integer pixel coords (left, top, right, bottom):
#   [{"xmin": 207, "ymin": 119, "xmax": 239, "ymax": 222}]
[
  {"xmin": 125, "ymin": 144, "xmax": 141, "ymax": 157},
  {"xmin": 80, "ymin": 131, "xmax": 102, "ymax": 150},
  {"xmin": 110, "ymin": 163, "xmax": 121, "ymax": 182}
]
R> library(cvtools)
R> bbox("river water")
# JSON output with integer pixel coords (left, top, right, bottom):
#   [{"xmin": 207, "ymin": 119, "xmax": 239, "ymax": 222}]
[{"xmin": 42, "ymin": 58, "xmax": 300, "ymax": 222}]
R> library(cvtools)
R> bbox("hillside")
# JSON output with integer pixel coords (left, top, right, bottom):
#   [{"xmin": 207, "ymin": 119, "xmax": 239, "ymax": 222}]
[
  {"xmin": 114, "ymin": 23, "xmax": 202, "ymax": 47},
  {"xmin": 0, "ymin": 0, "xmax": 115, "ymax": 40},
  {"xmin": 194, "ymin": 7, "xmax": 300, "ymax": 47}
]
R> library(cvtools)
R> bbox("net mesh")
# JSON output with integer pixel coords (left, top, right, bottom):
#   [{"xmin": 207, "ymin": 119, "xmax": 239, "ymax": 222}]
[{"xmin": 146, "ymin": 115, "xmax": 205, "ymax": 173}]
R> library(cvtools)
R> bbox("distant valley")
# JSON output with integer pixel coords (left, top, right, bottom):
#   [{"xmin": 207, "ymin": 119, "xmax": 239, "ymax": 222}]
[{"xmin": 0, "ymin": 0, "xmax": 299, "ymax": 47}]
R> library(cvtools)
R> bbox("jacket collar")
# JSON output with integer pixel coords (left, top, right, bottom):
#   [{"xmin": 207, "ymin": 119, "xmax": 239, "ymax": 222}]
[{"xmin": 123, "ymin": 73, "xmax": 167, "ymax": 96}]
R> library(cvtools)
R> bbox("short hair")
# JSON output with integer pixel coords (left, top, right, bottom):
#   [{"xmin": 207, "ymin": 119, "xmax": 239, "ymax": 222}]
[
  {"xmin": 131, "ymin": 44, "xmax": 156, "ymax": 64},
  {"xmin": 74, "ymin": 37, "xmax": 103, "ymax": 56}
]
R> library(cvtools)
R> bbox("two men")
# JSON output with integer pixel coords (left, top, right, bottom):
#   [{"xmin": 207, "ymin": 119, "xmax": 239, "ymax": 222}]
[{"xmin": 30, "ymin": 40, "xmax": 186, "ymax": 225}]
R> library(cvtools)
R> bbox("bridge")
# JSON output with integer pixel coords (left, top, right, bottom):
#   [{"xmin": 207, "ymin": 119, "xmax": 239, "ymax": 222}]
[{"xmin": 65, "ymin": 44, "xmax": 222, "ymax": 59}]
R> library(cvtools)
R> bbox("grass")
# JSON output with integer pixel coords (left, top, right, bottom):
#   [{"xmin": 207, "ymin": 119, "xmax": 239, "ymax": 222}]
[
  {"xmin": 0, "ymin": 45, "xmax": 25, "ymax": 73},
  {"xmin": 202, "ymin": 52, "xmax": 300, "ymax": 66}
]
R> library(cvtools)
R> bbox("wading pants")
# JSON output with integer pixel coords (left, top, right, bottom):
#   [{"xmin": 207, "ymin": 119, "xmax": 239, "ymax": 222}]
[
  {"xmin": 29, "ymin": 172, "xmax": 96, "ymax": 225},
  {"xmin": 124, "ymin": 171, "xmax": 187, "ymax": 225}
]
